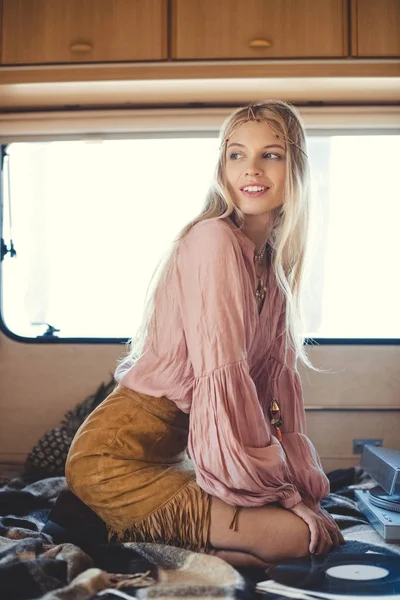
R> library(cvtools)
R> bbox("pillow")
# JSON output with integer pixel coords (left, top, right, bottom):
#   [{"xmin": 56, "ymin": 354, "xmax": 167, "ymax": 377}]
[{"xmin": 24, "ymin": 376, "xmax": 116, "ymax": 479}]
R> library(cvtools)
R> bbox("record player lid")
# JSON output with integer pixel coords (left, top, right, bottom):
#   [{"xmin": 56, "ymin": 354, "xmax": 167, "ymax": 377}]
[{"xmin": 360, "ymin": 446, "xmax": 400, "ymax": 495}]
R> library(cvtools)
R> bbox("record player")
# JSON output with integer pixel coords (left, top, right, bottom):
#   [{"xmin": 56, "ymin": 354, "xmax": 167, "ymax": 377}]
[
  {"xmin": 355, "ymin": 445, "xmax": 400, "ymax": 543},
  {"xmin": 256, "ymin": 553, "xmax": 400, "ymax": 598},
  {"xmin": 255, "ymin": 446, "xmax": 400, "ymax": 599}
]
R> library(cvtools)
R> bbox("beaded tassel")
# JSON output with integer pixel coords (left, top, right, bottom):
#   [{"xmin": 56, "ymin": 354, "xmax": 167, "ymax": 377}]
[
  {"xmin": 255, "ymin": 280, "xmax": 267, "ymax": 305},
  {"xmin": 269, "ymin": 398, "xmax": 283, "ymax": 441},
  {"xmin": 254, "ymin": 245, "xmax": 267, "ymax": 308}
]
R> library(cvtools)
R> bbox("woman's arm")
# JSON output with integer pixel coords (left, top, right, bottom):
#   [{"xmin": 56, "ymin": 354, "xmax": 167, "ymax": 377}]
[
  {"xmin": 175, "ymin": 220, "xmax": 301, "ymax": 507},
  {"xmin": 267, "ymin": 305, "xmax": 344, "ymax": 551},
  {"xmin": 267, "ymin": 306, "xmax": 331, "ymax": 511}
]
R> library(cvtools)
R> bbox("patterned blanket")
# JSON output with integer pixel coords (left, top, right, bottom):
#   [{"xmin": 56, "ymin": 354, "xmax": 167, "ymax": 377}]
[{"xmin": 0, "ymin": 468, "xmax": 399, "ymax": 600}]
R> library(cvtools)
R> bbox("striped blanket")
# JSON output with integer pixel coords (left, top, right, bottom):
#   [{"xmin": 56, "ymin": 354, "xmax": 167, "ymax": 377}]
[{"xmin": 0, "ymin": 468, "xmax": 399, "ymax": 600}]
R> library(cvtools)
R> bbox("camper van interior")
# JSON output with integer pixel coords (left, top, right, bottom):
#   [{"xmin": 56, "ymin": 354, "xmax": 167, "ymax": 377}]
[{"xmin": 0, "ymin": 1, "xmax": 399, "ymax": 598}]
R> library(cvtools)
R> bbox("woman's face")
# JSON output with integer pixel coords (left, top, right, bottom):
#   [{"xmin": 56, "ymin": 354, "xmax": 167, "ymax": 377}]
[{"xmin": 224, "ymin": 120, "xmax": 286, "ymax": 218}]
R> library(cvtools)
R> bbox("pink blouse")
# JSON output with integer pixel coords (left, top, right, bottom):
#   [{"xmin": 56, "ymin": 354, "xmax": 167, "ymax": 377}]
[{"xmin": 118, "ymin": 216, "xmax": 330, "ymax": 510}]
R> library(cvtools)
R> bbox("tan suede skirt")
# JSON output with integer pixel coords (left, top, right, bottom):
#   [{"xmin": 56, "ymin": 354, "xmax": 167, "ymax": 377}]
[{"xmin": 65, "ymin": 384, "xmax": 212, "ymax": 552}]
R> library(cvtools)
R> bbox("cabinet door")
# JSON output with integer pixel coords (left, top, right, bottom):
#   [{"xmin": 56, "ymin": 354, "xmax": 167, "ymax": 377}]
[
  {"xmin": 353, "ymin": 0, "xmax": 400, "ymax": 56},
  {"xmin": 172, "ymin": 0, "xmax": 348, "ymax": 59},
  {"xmin": 2, "ymin": 0, "xmax": 167, "ymax": 65}
]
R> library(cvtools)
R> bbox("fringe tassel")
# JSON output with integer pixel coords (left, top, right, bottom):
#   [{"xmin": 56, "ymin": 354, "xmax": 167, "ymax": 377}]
[
  {"xmin": 107, "ymin": 480, "xmax": 211, "ymax": 554},
  {"xmin": 228, "ymin": 506, "xmax": 241, "ymax": 532}
]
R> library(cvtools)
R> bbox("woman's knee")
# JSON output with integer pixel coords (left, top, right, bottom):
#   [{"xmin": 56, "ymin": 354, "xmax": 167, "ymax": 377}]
[
  {"xmin": 248, "ymin": 505, "xmax": 310, "ymax": 561},
  {"xmin": 209, "ymin": 497, "xmax": 310, "ymax": 562},
  {"xmin": 289, "ymin": 522, "xmax": 310, "ymax": 558}
]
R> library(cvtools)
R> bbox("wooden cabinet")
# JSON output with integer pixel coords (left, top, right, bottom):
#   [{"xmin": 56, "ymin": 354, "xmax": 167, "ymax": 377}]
[
  {"xmin": 1, "ymin": 0, "xmax": 167, "ymax": 65},
  {"xmin": 172, "ymin": 0, "xmax": 348, "ymax": 59},
  {"xmin": 0, "ymin": 0, "xmax": 397, "ymax": 85},
  {"xmin": 352, "ymin": 0, "xmax": 400, "ymax": 57}
]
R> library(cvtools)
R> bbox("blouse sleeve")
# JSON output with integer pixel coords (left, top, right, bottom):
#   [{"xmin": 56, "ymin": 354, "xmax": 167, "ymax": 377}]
[
  {"xmin": 268, "ymin": 307, "xmax": 330, "ymax": 512},
  {"xmin": 175, "ymin": 220, "xmax": 301, "ymax": 508}
]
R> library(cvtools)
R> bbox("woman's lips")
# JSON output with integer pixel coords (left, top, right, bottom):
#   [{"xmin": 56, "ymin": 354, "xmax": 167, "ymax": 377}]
[{"xmin": 240, "ymin": 188, "xmax": 269, "ymax": 198}]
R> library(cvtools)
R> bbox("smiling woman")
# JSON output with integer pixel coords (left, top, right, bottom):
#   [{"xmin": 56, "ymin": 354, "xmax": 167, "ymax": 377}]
[
  {"xmin": 224, "ymin": 119, "xmax": 288, "ymax": 315},
  {"xmin": 225, "ymin": 123, "xmax": 286, "ymax": 233},
  {"xmin": 64, "ymin": 100, "xmax": 344, "ymax": 567}
]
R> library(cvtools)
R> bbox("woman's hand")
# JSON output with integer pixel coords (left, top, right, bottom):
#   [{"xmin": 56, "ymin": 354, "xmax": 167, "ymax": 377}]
[
  {"xmin": 288, "ymin": 501, "xmax": 344, "ymax": 555},
  {"xmin": 317, "ymin": 506, "xmax": 345, "ymax": 549}
]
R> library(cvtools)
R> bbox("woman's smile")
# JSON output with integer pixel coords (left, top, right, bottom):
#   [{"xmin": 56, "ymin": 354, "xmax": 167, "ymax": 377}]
[{"xmin": 240, "ymin": 182, "xmax": 271, "ymax": 198}]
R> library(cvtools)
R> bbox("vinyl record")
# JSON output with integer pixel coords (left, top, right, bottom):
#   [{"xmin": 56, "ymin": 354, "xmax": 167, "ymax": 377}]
[
  {"xmin": 268, "ymin": 553, "xmax": 400, "ymax": 596},
  {"xmin": 369, "ymin": 486, "xmax": 400, "ymax": 513}
]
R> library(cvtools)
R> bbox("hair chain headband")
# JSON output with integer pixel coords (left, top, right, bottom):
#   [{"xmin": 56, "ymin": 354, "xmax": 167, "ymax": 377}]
[
  {"xmin": 247, "ymin": 105, "xmax": 259, "ymax": 122},
  {"xmin": 221, "ymin": 104, "xmax": 308, "ymax": 158}
]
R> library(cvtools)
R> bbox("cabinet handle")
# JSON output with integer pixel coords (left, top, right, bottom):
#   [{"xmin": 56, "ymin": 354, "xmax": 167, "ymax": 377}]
[
  {"xmin": 248, "ymin": 39, "xmax": 272, "ymax": 49},
  {"xmin": 69, "ymin": 42, "xmax": 93, "ymax": 53}
]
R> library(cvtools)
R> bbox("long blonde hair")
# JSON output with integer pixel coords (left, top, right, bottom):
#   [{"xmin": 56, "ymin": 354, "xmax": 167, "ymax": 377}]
[{"xmin": 115, "ymin": 100, "xmax": 314, "ymax": 380}]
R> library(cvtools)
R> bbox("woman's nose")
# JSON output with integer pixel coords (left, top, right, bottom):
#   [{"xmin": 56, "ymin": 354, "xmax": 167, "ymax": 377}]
[
  {"xmin": 245, "ymin": 165, "xmax": 263, "ymax": 176},
  {"xmin": 245, "ymin": 158, "xmax": 264, "ymax": 176}
]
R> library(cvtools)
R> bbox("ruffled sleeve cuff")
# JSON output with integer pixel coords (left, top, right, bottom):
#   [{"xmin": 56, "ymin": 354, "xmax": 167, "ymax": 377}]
[
  {"xmin": 265, "ymin": 359, "xmax": 330, "ymax": 512},
  {"xmin": 189, "ymin": 360, "xmax": 301, "ymax": 507},
  {"xmin": 281, "ymin": 432, "xmax": 330, "ymax": 509},
  {"xmin": 279, "ymin": 489, "xmax": 302, "ymax": 509}
]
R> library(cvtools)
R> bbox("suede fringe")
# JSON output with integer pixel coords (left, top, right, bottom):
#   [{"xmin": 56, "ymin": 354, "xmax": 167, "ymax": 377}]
[
  {"xmin": 228, "ymin": 506, "xmax": 241, "ymax": 532},
  {"xmin": 107, "ymin": 480, "xmax": 212, "ymax": 554}
]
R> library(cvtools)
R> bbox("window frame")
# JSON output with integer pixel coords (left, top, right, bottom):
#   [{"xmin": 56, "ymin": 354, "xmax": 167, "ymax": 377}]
[{"xmin": 1, "ymin": 106, "xmax": 399, "ymax": 345}]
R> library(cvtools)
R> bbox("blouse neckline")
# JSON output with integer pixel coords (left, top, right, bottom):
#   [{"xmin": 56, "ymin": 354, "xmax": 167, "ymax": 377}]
[
  {"xmin": 222, "ymin": 216, "xmax": 257, "ymax": 255},
  {"xmin": 221, "ymin": 216, "xmax": 272, "ymax": 319}
]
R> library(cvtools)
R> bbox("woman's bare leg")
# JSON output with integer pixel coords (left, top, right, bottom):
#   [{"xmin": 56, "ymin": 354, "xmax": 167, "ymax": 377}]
[
  {"xmin": 209, "ymin": 496, "xmax": 310, "ymax": 565},
  {"xmin": 210, "ymin": 549, "xmax": 271, "ymax": 568}
]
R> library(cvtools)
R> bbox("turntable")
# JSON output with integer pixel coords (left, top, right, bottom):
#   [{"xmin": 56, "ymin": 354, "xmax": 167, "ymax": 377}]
[
  {"xmin": 255, "ymin": 446, "xmax": 400, "ymax": 599},
  {"xmin": 256, "ymin": 553, "xmax": 400, "ymax": 598},
  {"xmin": 355, "ymin": 445, "xmax": 400, "ymax": 543}
]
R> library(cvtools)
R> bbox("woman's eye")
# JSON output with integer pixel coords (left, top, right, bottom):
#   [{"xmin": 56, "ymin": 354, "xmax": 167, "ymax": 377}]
[
  {"xmin": 263, "ymin": 152, "xmax": 282, "ymax": 160},
  {"xmin": 229, "ymin": 151, "xmax": 284, "ymax": 161}
]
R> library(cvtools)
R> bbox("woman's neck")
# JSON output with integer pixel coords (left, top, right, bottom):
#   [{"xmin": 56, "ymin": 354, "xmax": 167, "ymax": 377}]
[{"xmin": 236, "ymin": 213, "xmax": 274, "ymax": 254}]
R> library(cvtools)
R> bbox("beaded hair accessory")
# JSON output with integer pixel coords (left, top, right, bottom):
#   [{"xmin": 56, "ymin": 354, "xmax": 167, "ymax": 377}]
[{"xmin": 221, "ymin": 104, "xmax": 308, "ymax": 158}]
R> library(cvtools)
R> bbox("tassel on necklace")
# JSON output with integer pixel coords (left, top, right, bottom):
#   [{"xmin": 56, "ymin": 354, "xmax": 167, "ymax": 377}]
[{"xmin": 269, "ymin": 398, "xmax": 283, "ymax": 441}]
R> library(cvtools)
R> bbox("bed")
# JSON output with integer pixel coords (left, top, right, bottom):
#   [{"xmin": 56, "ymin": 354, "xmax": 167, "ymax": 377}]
[
  {"xmin": 2, "ymin": 381, "xmax": 399, "ymax": 599},
  {"xmin": 1, "ymin": 465, "xmax": 400, "ymax": 600}
]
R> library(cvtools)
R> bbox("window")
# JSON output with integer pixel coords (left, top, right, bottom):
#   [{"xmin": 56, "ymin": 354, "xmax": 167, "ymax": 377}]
[{"xmin": 1, "ymin": 129, "xmax": 400, "ymax": 341}]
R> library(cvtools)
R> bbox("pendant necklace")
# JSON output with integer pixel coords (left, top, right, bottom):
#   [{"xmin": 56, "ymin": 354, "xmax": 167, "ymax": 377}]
[
  {"xmin": 254, "ymin": 245, "xmax": 268, "ymax": 312},
  {"xmin": 269, "ymin": 398, "xmax": 283, "ymax": 441},
  {"xmin": 254, "ymin": 244, "xmax": 283, "ymax": 440}
]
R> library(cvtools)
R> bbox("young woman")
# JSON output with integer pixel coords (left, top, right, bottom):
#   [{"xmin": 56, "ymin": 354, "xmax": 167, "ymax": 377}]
[{"xmin": 66, "ymin": 101, "xmax": 344, "ymax": 568}]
